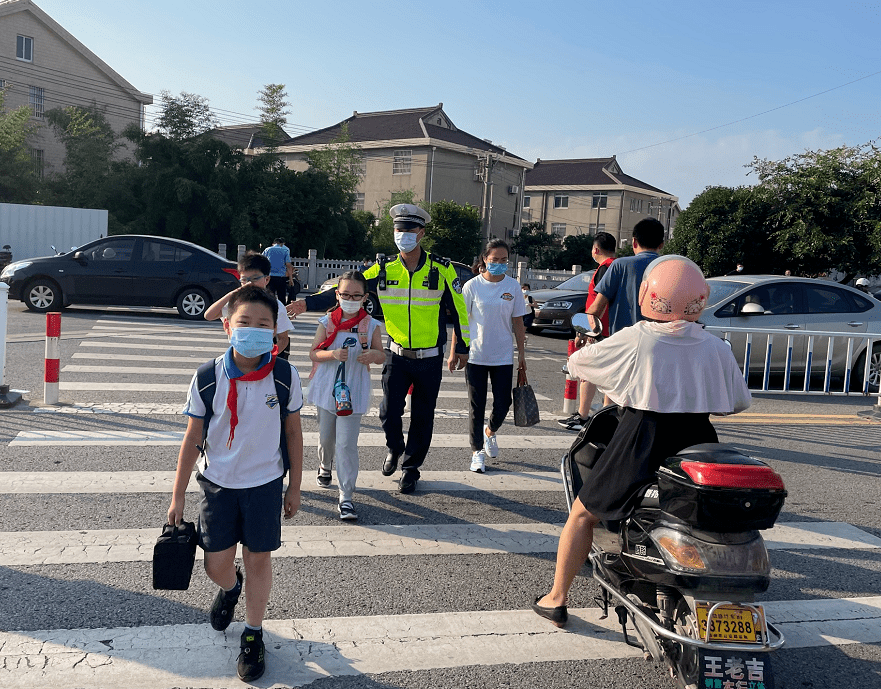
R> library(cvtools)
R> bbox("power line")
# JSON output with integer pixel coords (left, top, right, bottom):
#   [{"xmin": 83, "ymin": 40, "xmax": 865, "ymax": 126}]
[{"xmin": 620, "ymin": 69, "xmax": 881, "ymax": 155}]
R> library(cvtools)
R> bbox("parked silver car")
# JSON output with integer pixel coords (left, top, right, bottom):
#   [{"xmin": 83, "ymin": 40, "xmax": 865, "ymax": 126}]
[{"xmin": 701, "ymin": 275, "xmax": 881, "ymax": 391}]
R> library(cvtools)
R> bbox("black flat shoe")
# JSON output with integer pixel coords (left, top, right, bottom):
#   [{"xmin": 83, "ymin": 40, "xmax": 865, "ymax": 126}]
[
  {"xmin": 382, "ymin": 451, "xmax": 401, "ymax": 477},
  {"xmin": 532, "ymin": 596, "xmax": 568, "ymax": 628}
]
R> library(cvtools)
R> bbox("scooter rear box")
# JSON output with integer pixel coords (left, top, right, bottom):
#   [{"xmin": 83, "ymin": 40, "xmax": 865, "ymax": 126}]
[{"xmin": 657, "ymin": 444, "xmax": 786, "ymax": 532}]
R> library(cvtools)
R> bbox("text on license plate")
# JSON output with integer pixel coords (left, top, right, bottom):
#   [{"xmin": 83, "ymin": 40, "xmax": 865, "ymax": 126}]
[
  {"xmin": 552, "ymin": 320, "xmax": 564, "ymax": 325},
  {"xmin": 695, "ymin": 604, "xmax": 763, "ymax": 643}
]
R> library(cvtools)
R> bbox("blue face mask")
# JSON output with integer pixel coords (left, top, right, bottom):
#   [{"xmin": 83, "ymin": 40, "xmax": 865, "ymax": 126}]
[
  {"xmin": 486, "ymin": 262, "xmax": 508, "ymax": 276},
  {"xmin": 394, "ymin": 231, "xmax": 420, "ymax": 253},
  {"xmin": 229, "ymin": 327, "xmax": 274, "ymax": 358}
]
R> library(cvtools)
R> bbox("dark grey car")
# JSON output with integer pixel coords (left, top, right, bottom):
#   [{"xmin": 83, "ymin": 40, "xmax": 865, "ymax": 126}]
[{"xmin": 528, "ymin": 271, "xmax": 594, "ymax": 334}]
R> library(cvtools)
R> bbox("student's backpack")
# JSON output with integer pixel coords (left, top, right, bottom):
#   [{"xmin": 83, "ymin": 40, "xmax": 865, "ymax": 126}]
[{"xmin": 195, "ymin": 357, "xmax": 293, "ymax": 473}]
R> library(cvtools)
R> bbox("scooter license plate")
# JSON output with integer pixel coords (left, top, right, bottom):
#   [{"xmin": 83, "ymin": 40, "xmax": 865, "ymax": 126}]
[{"xmin": 695, "ymin": 603, "xmax": 763, "ymax": 643}]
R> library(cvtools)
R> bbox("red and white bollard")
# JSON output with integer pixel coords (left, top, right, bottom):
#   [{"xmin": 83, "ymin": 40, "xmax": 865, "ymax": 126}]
[
  {"xmin": 562, "ymin": 339, "xmax": 578, "ymax": 415},
  {"xmin": 44, "ymin": 312, "xmax": 61, "ymax": 405}
]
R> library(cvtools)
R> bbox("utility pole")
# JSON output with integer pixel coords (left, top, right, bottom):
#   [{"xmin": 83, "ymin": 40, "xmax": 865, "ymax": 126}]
[{"xmin": 478, "ymin": 152, "xmax": 496, "ymax": 243}]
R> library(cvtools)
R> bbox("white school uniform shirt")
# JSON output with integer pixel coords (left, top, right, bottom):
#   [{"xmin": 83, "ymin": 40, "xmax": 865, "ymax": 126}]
[
  {"xmin": 222, "ymin": 298, "xmax": 294, "ymax": 334},
  {"xmin": 462, "ymin": 274, "xmax": 529, "ymax": 366},
  {"xmin": 182, "ymin": 349, "xmax": 304, "ymax": 489},
  {"xmin": 567, "ymin": 320, "xmax": 752, "ymax": 414},
  {"xmin": 307, "ymin": 315, "xmax": 380, "ymax": 415}
]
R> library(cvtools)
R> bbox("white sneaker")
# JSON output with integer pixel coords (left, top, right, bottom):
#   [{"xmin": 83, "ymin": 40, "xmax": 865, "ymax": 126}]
[
  {"xmin": 483, "ymin": 426, "xmax": 499, "ymax": 458},
  {"xmin": 470, "ymin": 450, "xmax": 486, "ymax": 474}
]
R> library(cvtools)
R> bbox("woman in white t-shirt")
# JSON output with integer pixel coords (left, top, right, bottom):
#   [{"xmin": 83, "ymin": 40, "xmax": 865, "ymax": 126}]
[{"xmin": 449, "ymin": 239, "xmax": 528, "ymax": 473}]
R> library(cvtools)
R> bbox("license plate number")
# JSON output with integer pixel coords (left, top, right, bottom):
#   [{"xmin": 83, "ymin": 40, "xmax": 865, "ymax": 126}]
[
  {"xmin": 553, "ymin": 319, "xmax": 564, "ymax": 325},
  {"xmin": 695, "ymin": 604, "xmax": 763, "ymax": 643}
]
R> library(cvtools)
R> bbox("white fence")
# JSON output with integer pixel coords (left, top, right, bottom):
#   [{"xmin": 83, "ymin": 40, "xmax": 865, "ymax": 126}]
[
  {"xmin": 515, "ymin": 262, "xmax": 584, "ymax": 289},
  {"xmin": 704, "ymin": 325, "xmax": 880, "ymax": 396}
]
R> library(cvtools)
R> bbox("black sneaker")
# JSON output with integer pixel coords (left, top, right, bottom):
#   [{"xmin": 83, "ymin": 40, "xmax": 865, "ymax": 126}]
[
  {"xmin": 338, "ymin": 501, "xmax": 358, "ymax": 521},
  {"xmin": 237, "ymin": 628, "xmax": 265, "ymax": 682},
  {"xmin": 398, "ymin": 473, "xmax": 418, "ymax": 494},
  {"xmin": 316, "ymin": 471, "xmax": 332, "ymax": 488},
  {"xmin": 557, "ymin": 413, "xmax": 586, "ymax": 431},
  {"xmin": 209, "ymin": 567, "xmax": 242, "ymax": 631}
]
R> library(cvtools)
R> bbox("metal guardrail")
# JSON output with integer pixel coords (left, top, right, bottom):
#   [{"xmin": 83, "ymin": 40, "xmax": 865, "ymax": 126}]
[{"xmin": 704, "ymin": 326, "xmax": 879, "ymax": 396}]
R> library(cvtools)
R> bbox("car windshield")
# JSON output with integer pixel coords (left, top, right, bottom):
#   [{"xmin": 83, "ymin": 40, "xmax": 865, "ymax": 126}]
[
  {"xmin": 707, "ymin": 279, "xmax": 749, "ymax": 306},
  {"xmin": 554, "ymin": 272, "xmax": 594, "ymax": 291}
]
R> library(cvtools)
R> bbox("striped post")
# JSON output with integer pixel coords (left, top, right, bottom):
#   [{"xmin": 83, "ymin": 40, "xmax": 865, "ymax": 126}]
[
  {"xmin": 562, "ymin": 339, "xmax": 578, "ymax": 415},
  {"xmin": 44, "ymin": 312, "xmax": 61, "ymax": 405}
]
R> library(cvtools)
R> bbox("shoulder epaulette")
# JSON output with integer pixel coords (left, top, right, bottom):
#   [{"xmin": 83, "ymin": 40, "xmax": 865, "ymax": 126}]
[{"xmin": 428, "ymin": 253, "xmax": 451, "ymax": 268}]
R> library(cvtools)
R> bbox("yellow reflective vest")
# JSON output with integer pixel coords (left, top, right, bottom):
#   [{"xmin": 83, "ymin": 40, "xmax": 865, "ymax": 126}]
[{"xmin": 362, "ymin": 251, "xmax": 471, "ymax": 351}]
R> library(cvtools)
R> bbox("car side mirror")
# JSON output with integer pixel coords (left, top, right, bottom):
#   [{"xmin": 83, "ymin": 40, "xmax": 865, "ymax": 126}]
[{"xmin": 74, "ymin": 251, "xmax": 86, "ymax": 263}]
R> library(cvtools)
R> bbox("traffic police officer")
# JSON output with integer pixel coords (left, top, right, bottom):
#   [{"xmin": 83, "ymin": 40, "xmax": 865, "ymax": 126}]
[{"xmin": 288, "ymin": 203, "xmax": 470, "ymax": 493}]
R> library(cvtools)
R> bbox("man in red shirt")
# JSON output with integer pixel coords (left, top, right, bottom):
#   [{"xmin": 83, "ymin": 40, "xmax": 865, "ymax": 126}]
[{"xmin": 558, "ymin": 232, "xmax": 616, "ymax": 431}]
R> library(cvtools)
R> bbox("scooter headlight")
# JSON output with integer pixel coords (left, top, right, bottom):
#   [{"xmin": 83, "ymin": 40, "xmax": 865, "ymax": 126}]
[{"xmin": 650, "ymin": 527, "xmax": 770, "ymax": 576}]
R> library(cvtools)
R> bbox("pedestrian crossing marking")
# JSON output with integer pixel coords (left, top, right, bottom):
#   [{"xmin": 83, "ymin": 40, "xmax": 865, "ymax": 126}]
[
  {"xmin": 0, "ymin": 470, "xmax": 562, "ymax": 494},
  {"xmin": 0, "ymin": 522, "xmax": 876, "ymax": 566},
  {"xmin": 8, "ymin": 430, "xmax": 569, "ymax": 447},
  {"xmin": 30, "ymin": 403, "xmax": 474, "ymax": 417}
]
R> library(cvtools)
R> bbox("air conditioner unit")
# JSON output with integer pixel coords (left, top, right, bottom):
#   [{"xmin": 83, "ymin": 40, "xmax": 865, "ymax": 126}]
[{"xmin": 508, "ymin": 185, "xmax": 519, "ymax": 194}]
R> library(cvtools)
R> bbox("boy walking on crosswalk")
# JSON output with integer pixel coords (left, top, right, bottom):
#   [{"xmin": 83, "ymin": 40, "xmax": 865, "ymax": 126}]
[{"xmin": 167, "ymin": 285, "xmax": 304, "ymax": 682}]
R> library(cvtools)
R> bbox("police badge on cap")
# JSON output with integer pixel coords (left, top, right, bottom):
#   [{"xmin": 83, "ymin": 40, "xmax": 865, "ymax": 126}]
[{"xmin": 390, "ymin": 203, "xmax": 431, "ymax": 229}]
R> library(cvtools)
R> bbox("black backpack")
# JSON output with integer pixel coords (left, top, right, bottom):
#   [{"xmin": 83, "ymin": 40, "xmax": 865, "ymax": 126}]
[{"xmin": 195, "ymin": 357, "xmax": 293, "ymax": 473}]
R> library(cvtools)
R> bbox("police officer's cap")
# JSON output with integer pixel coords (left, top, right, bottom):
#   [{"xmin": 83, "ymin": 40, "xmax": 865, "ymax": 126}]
[{"xmin": 391, "ymin": 203, "xmax": 431, "ymax": 230}]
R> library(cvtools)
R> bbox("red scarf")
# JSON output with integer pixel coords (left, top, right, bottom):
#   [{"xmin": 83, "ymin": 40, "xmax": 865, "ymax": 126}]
[
  {"xmin": 226, "ymin": 346, "xmax": 277, "ymax": 449},
  {"xmin": 314, "ymin": 308, "xmax": 367, "ymax": 350}
]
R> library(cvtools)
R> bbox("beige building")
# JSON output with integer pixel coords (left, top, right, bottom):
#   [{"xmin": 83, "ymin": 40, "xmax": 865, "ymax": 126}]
[
  {"xmin": 266, "ymin": 104, "xmax": 533, "ymax": 242},
  {"xmin": 523, "ymin": 157, "xmax": 679, "ymax": 248},
  {"xmin": 0, "ymin": 0, "xmax": 151, "ymax": 177}
]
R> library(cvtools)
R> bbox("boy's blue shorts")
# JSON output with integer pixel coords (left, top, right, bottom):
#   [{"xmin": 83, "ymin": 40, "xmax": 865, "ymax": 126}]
[{"xmin": 196, "ymin": 474, "xmax": 283, "ymax": 553}]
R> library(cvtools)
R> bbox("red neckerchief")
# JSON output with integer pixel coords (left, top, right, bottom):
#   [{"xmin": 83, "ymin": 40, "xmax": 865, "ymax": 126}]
[
  {"xmin": 226, "ymin": 346, "xmax": 278, "ymax": 448},
  {"xmin": 314, "ymin": 308, "xmax": 367, "ymax": 350}
]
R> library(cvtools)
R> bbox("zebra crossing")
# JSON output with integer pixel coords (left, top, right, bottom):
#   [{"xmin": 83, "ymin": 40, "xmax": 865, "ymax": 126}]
[{"xmin": 3, "ymin": 313, "xmax": 881, "ymax": 688}]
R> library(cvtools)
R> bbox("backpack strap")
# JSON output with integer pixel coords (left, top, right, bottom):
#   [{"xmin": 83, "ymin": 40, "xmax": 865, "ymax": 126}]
[
  {"xmin": 272, "ymin": 357, "xmax": 292, "ymax": 474},
  {"xmin": 357, "ymin": 316, "xmax": 369, "ymax": 350},
  {"xmin": 195, "ymin": 358, "xmax": 221, "ymax": 458}
]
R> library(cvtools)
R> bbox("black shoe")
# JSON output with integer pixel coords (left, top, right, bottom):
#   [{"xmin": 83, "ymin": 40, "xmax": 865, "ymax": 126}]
[
  {"xmin": 531, "ymin": 596, "xmax": 568, "ymax": 628},
  {"xmin": 237, "ymin": 628, "xmax": 265, "ymax": 682},
  {"xmin": 338, "ymin": 501, "xmax": 358, "ymax": 521},
  {"xmin": 382, "ymin": 451, "xmax": 401, "ymax": 476},
  {"xmin": 398, "ymin": 473, "xmax": 418, "ymax": 494},
  {"xmin": 209, "ymin": 567, "xmax": 243, "ymax": 631},
  {"xmin": 316, "ymin": 471, "xmax": 332, "ymax": 488},
  {"xmin": 557, "ymin": 413, "xmax": 586, "ymax": 431}
]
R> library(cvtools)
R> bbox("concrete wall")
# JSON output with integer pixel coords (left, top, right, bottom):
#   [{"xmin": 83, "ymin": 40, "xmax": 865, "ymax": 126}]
[{"xmin": 0, "ymin": 8, "xmax": 145, "ymax": 176}]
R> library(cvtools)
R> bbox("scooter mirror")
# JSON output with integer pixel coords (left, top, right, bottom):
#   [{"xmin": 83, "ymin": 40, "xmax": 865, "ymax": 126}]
[{"xmin": 571, "ymin": 313, "xmax": 592, "ymax": 334}]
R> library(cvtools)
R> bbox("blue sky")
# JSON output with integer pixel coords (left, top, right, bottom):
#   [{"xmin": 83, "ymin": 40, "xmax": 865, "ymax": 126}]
[{"xmin": 36, "ymin": 0, "xmax": 881, "ymax": 207}]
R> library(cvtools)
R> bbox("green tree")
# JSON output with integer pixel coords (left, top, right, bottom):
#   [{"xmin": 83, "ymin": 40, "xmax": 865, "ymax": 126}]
[
  {"xmin": 511, "ymin": 221, "xmax": 560, "ymax": 268},
  {"xmin": 425, "ymin": 199, "xmax": 482, "ymax": 263},
  {"xmin": 0, "ymin": 88, "xmax": 39, "ymax": 203},
  {"xmin": 156, "ymin": 91, "xmax": 218, "ymax": 141},
  {"xmin": 555, "ymin": 233, "xmax": 595, "ymax": 270},
  {"xmin": 256, "ymin": 83, "xmax": 291, "ymax": 154},
  {"xmin": 305, "ymin": 123, "xmax": 363, "ymax": 196},
  {"xmin": 45, "ymin": 105, "xmax": 122, "ymax": 209},
  {"xmin": 749, "ymin": 143, "xmax": 881, "ymax": 281}
]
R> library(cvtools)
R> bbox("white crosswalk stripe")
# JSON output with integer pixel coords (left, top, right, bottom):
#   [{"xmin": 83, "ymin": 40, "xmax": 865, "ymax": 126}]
[{"xmin": 5, "ymin": 314, "xmax": 881, "ymax": 688}]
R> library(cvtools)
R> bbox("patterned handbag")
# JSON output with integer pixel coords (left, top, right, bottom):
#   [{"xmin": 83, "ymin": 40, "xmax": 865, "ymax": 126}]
[{"xmin": 513, "ymin": 367, "xmax": 540, "ymax": 427}]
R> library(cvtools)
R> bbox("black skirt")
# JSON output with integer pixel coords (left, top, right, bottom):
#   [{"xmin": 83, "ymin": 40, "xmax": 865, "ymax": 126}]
[{"xmin": 578, "ymin": 407, "xmax": 718, "ymax": 521}]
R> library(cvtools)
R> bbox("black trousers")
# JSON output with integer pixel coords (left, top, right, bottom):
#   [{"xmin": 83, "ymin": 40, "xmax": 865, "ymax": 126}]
[
  {"xmin": 268, "ymin": 276, "xmax": 288, "ymax": 304},
  {"xmin": 465, "ymin": 363, "xmax": 514, "ymax": 451},
  {"xmin": 379, "ymin": 351, "xmax": 443, "ymax": 478}
]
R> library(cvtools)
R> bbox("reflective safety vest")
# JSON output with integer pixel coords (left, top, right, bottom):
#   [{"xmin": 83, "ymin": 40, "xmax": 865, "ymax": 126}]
[{"xmin": 363, "ymin": 252, "xmax": 470, "ymax": 350}]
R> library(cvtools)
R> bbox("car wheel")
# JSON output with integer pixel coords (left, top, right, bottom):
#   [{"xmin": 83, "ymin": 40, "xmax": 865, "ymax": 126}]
[
  {"xmin": 24, "ymin": 278, "xmax": 63, "ymax": 312},
  {"xmin": 364, "ymin": 294, "xmax": 383, "ymax": 319},
  {"xmin": 853, "ymin": 343, "xmax": 881, "ymax": 393},
  {"xmin": 176, "ymin": 288, "xmax": 210, "ymax": 320}
]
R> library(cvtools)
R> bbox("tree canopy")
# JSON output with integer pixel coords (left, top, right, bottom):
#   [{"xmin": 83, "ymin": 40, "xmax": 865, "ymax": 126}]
[
  {"xmin": 425, "ymin": 199, "xmax": 482, "ymax": 263},
  {"xmin": 0, "ymin": 88, "xmax": 39, "ymax": 203},
  {"xmin": 156, "ymin": 91, "xmax": 218, "ymax": 141}
]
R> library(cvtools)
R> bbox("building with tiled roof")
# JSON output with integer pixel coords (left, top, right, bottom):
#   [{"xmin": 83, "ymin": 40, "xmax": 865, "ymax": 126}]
[
  {"xmin": 0, "ymin": 0, "xmax": 152, "ymax": 176},
  {"xmin": 264, "ymin": 104, "xmax": 533, "ymax": 241},
  {"xmin": 524, "ymin": 157, "xmax": 679, "ymax": 247},
  {"xmin": 203, "ymin": 123, "xmax": 291, "ymax": 150}
]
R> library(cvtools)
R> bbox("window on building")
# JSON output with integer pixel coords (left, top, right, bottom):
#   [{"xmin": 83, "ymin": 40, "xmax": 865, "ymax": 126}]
[
  {"xmin": 523, "ymin": 195, "xmax": 530, "ymax": 208},
  {"xmin": 29, "ymin": 85, "xmax": 44, "ymax": 118},
  {"xmin": 551, "ymin": 223, "xmax": 566, "ymax": 237},
  {"xmin": 629, "ymin": 198, "xmax": 644, "ymax": 213},
  {"xmin": 355, "ymin": 156, "xmax": 366, "ymax": 176},
  {"xmin": 0, "ymin": 79, "xmax": 6, "ymax": 90},
  {"xmin": 30, "ymin": 148, "xmax": 44, "ymax": 178},
  {"xmin": 554, "ymin": 193, "xmax": 568, "ymax": 208},
  {"xmin": 16, "ymin": 35, "xmax": 33, "ymax": 62},
  {"xmin": 592, "ymin": 192, "xmax": 607, "ymax": 208},
  {"xmin": 354, "ymin": 193, "xmax": 365, "ymax": 212},
  {"xmin": 392, "ymin": 149, "xmax": 412, "ymax": 175},
  {"xmin": 588, "ymin": 223, "xmax": 606, "ymax": 233}
]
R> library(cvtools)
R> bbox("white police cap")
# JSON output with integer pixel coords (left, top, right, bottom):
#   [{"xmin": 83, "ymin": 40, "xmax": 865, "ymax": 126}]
[{"xmin": 390, "ymin": 203, "xmax": 431, "ymax": 227}]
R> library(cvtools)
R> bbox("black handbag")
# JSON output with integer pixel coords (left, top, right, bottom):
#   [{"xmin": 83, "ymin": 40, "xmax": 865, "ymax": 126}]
[
  {"xmin": 152, "ymin": 521, "xmax": 198, "ymax": 591},
  {"xmin": 513, "ymin": 367, "xmax": 540, "ymax": 427}
]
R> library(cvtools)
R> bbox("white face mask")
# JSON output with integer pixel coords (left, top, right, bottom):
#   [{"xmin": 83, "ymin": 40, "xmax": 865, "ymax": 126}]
[
  {"xmin": 394, "ymin": 231, "xmax": 420, "ymax": 253},
  {"xmin": 338, "ymin": 298, "xmax": 362, "ymax": 315}
]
